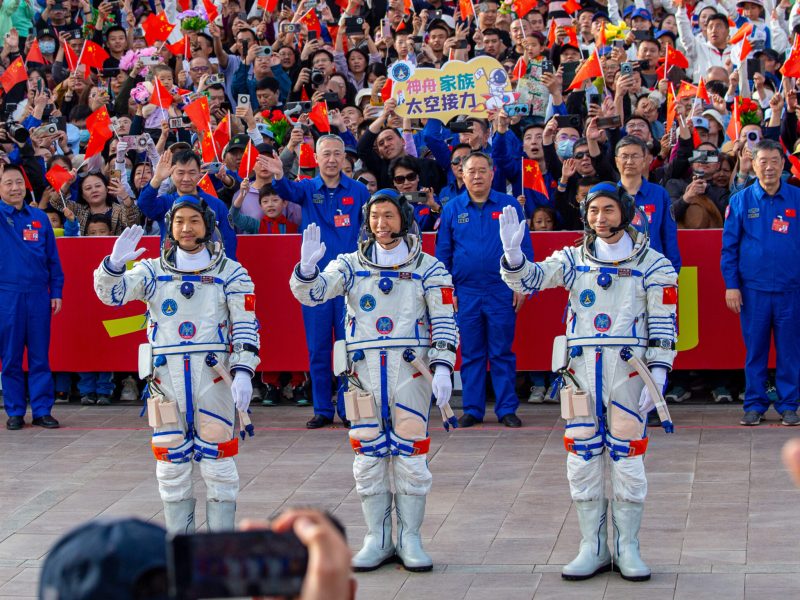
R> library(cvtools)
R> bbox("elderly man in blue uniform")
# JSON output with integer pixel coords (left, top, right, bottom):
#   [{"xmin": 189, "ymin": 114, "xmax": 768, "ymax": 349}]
[
  {"xmin": 137, "ymin": 148, "xmax": 238, "ymax": 259},
  {"xmin": 262, "ymin": 135, "xmax": 370, "ymax": 428},
  {"xmin": 722, "ymin": 139, "xmax": 800, "ymax": 426},
  {"xmin": 0, "ymin": 164, "xmax": 63, "ymax": 430},
  {"xmin": 436, "ymin": 152, "xmax": 534, "ymax": 428}
]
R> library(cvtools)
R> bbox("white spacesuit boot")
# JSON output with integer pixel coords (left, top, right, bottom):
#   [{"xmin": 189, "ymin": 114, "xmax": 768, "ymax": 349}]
[
  {"xmin": 352, "ymin": 492, "xmax": 396, "ymax": 571},
  {"xmin": 163, "ymin": 499, "xmax": 196, "ymax": 534},
  {"xmin": 611, "ymin": 501, "xmax": 651, "ymax": 581},
  {"xmin": 562, "ymin": 499, "xmax": 612, "ymax": 580},
  {"xmin": 205, "ymin": 500, "xmax": 236, "ymax": 531},
  {"xmin": 395, "ymin": 494, "xmax": 432, "ymax": 572}
]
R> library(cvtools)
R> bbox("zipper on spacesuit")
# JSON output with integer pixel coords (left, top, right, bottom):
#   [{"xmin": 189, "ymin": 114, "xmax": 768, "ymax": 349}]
[
  {"xmin": 350, "ymin": 317, "xmax": 357, "ymax": 337},
  {"xmin": 183, "ymin": 354, "xmax": 194, "ymax": 432},
  {"xmin": 595, "ymin": 349, "xmax": 605, "ymax": 438},
  {"xmin": 632, "ymin": 317, "xmax": 638, "ymax": 338}
]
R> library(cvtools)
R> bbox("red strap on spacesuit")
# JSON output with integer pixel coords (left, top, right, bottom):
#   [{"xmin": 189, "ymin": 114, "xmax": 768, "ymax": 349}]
[
  {"xmin": 152, "ymin": 446, "xmax": 170, "ymax": 461},
  {"xmin": 564, "ymin": 437, "xmax": 577, "ymax": 454},
  {"xmin": 350, "ymin": 438, "xmax": 363, "ymax": 454},
  {"xmin": 625, "ymin": 437, "xmax": 648, "ymax": 457},
  {"xmin": 216, "ymin": 437, "xmax": 239, "ymax": 458},
  {"xmin": 411, "ymin": 437, "xmax": 430, "ymax": 455}
]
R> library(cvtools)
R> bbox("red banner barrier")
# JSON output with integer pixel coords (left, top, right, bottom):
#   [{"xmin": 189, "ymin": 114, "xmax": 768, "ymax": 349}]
[{"xmin": 50, "ymin": 231, "xmax": 747, "ymax": 372}]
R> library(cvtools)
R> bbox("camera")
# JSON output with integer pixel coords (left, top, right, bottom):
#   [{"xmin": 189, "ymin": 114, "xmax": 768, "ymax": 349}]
[
  {"xmin": 556, "ymin": 114, "xmax": 582, "ymax": 130},
  {"xmin": 255, "ymin": 46, "xmax": 273, "ymax": 57},
  {"xmin": 169, "ymin": 117, "xmax": 191, "ymax": 129},
  {"xmin": 122, "ymin": 134, "xmax": 150, "ymax": 150},
  {"xmin": 746, "ymin": 130, "xmax": 760, "ymax": 148},
  {"xmin": 284, "ymin": 101, "xmax": 312, "ymax": 116},
  {"xmin": 450, "ymin": 120, "xmax": 472, "ymax": 133},
  {"xmin": 344, "ymin": 16, "xmax": 365, "ymax": 34},
  {"xmin": 310, "ymin": 69, "xmax": 325, "ymax": 86},
  {"xmin": 141, "ymin": 55, "xmax": 161, "ymax": 66},
  {"xmin": 237, "ymin": 94, "xmax": 251, "ymax": 108},
  {"xmin": 689, "ymin": 149, "xmax": 719, "ymax": 164},
  {"xmin": 401, "ymin": 191, "xmax": 427, "ymax": 204},
  {"xmin": 505, "ymin": 103, "xmax": 530, "ymax": 117},
  {"xmin": 692, "ymin": 170, "xmax": 706, "ymax": 180},
  {"xmin": 620, "ymin": 62, "xmax": 633, "ymax": 76},
  {"xmin": 6, "ymin": 121, "xmax": 29, "ymax": 144},
  {"xmin": 206, "ymin": 74, "xmax": 225, "ymax": 86},
  {"xmin": 281, "ymin": 23, "xmax": 300, "ymax": 34}
]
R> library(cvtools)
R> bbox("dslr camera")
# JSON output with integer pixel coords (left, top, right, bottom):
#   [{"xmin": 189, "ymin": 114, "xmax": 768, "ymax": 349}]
[{"xmin": 310, "ymin": 69, "xmax": 325, "ymax": 86}]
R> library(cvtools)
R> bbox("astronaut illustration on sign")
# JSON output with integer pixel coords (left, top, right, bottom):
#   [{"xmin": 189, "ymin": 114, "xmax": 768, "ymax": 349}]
[{"xmin": 475, "ymin": 67, "xmax": 518, "ymax": 111}]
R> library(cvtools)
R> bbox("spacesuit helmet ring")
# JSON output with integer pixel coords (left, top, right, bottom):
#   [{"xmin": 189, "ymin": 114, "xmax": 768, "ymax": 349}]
[{"xmin": 580, "ymin": 182, "xmax": 636, "ymax": 237}]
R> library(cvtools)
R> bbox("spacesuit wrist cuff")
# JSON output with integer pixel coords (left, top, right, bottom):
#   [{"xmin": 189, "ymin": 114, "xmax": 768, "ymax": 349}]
[
  {"xmin": 429, "ymin": 359, "xmax": 454, "ymax": 371},
  {"xmin": 500, "ymin": 254, "xmax": 525, "ymax": 272},
  {"xmin": 294, "ymin": 263, "xmax": 319, "ymax": 282},
  {"xmin": 231, "ymin": 365, "xmax": 255, "ymax": 378},
  {"xmin": 647, "ymin": 360, "xmax": 672, "ymax": 373},
  {"xmin": 103, "ymin": 256, "xmax": 126, "ymax": 275}
]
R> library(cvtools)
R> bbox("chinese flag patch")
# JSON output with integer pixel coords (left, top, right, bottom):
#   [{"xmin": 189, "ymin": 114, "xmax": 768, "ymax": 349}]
[
  {"xmin": 244, "ymin": 294, "xmax": 256, "ymax": 311},
  {"xmin": 441, "ymin": 288, "xmax": 454, "ymax": 304},
  {"xmin": 32, "ymin": 220, "xmax": 41, "ymax": 229},
  {"xmin": 786, "ymin": 208, "xmax": 797, "ymax": 218},
  {"xmin": 492, "ymin": 211, "xmax": 502, "ymax": 219},
  {"xmin": 342, "ymin": 196, "xmax": 354, "ymax": 205},
  {"xmin": 662, "ymin": 287, "xmax": 678, "ymax": 304}
]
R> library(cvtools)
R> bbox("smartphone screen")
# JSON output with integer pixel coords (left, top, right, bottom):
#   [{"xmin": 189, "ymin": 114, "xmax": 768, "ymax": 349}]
[{"xmin": 168, "ymin": 530, "xmax": 308, "ymax": 600}]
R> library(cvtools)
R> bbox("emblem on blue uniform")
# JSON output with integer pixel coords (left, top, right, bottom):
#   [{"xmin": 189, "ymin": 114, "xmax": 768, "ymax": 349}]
[
  {"xmin": 376, "ymin": 316, "xmax": 394, "ymax": 335},
  {"xmin": 161, "ymin": 299, "xmax": 178, "ymax": 316},
  {"xmin": 360, "ymin": 294, "xmax": 376, "ymax": 312},
  {"xmin": 579, "ymin": 290, "xmax": 596, "ymax": 307},
  {"xmin": 178, "ymin": 321, "xmax": 196, "ymax": 339},
  {"xmin": 593, "ymin": 313, "xmax": 611, "ymax": 332},
  {"xmin": 457, "ymin": 213, "xmax": 469, "ymax": 224},
  {"xmin": 748, "ymin": 207, "xmax": 760, "ymax": 219}
]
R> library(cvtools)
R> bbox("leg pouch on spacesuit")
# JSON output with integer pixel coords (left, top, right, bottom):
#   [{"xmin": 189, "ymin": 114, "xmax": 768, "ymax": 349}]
[
  {"xmin": 158, "ymin": 400, "xmax": 180, "ymax": 426},
  {"xmin": 147, "ymin": 396, "xmax": 163, "ymax": 428},
  {"xmin": 609, "ymin": 402, "xmax": 645, "ymax": 440},
  {"xmin": 349, "ymin": 392, "xmax": 382, "ymax": 444},
  {"xmin": 344, "ymin": 390, "xmax": 359, "ymax": 421},
  {"xmin": 394, "ymin": 403, "xmax": 427, "ymax": 441},
  {"xmin": 560, "ymin": 387, "xmax": 591, "ymax": 420}
]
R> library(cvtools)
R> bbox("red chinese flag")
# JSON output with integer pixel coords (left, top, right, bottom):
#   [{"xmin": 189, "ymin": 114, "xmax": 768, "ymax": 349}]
[
  {"xmin": 788, "ymin": 154, "xmax": 800, "ymax": 180},
  {"xmin": 522, "ymin": 158, "xmax": 548, "ymax": 196},
  {"xmin": 84, "ymin": 131, "xmax": 109, "ymax": 158},
  {"xmin": 45, "ymin": 164, "xmax": 72, "ymax": 192},
  {"xmin": 599, "ymin": 22, "xmax": 607, "ymax": 47},
  {"xmin": 150, "ymin": 77, "xmax": 173, "ymax": 108},
  {"xmin": 238, "ymin": 140, "xmax": 260, "ymax": 179},
  {"xmin": 458, "ymin": 0, "xmax": 474, "ymax": 19},
  {"xmin": 0, "ymin": 57, "xmax": 27, "ymax": 93},
  {"xmin": 512, "ymin": 57, "xmax": 527, "ymax": 80},
  {"xmin": 403, "ymin": 0, "xmax": 411, "ymax": 14},
  {"xmin": 563, "ymin": 0, "xmax": 581, "ymax": 14},
  {"xmin": 197, "ymin": 173, "xmax": 219, "ymax": 198},
  {"xmin": 213, "ymin": 113, "xmax": 231, "ymax": 152},
  {"xmin": 79, "ymin": 40, "xmax": 110, "ymax": 71},
  {"xmin": 142, "ymin": 11, "xmax": 175, "ymax": 46},
  {"xmin": 664, "ymin": 45, "xmax": 689, "ymax": 70},
  {"xmin": 692, "ymin": 127, "xmax": 702, "ymax": 148},
  {"xmin": 20, "ymin": 167, "xmax": 32, "ymax": 192},
  {"xmin": 546, "ymin": 19, "xmax": 557, "ymax": 48},
  {"xmin": 202, "ymin": 0, "xmax": 219, "ymax": 23},
  {"xmin": 782, "ymin": 36, "xmax": 800, "ymax": 77},
  {"xmin": 726, "ymin": 97, "xmax": 741, "ymax": 141},
  {"xmin": 567, "ymin": 52, "xmax": 602, "ymax": 91},
  {"xmin": 696, "ymin": 78, "xmax": 710, "ymax": 104},
  {"xmin": 298, "ymin": 143, "xmax": 317, "ymax": 169},
  {"xmin": 665, "ymin": 91, "xmax": 676, "ymax": 133},
  {"xmin": 26, "ymin": 39, "xmax": 46, "ymax": 65},
  {"xmin": 308, "ymin": 102, "xmax": 330, "ymax": 133},
  {"xmin": 183, "ymin": 95, "xmax": 211, "ymax": 132},
  {"xmin": 729, "ymin": 23, "xmax": 753, "ymax": 45},
  {"xmin": 87, "ymin": 105, "xmax": 111, "ymax": 133},
  {"xmin": 200, "ymin": 130, "xmax": 219, "ymax": 162},
  {"xmin": 168, "ymin": 35, "xmax": 193, "ymax": 60},
  {"xmin": 676, "ymin": 81, "xmax": 697, "ymax": 100},
  {"xmin": 512, "ymin": 0, "xmax": 536, "ymax": 17},
  {"xmin": 257, "ymin": 0, "xmax": 279, "ymax": 11},
  {"xmin": 662, "ymin": 287, "xmax": 678, "ymax": 304},
  {"xmin": 300, "ymin": 86, "xmax": 310, "ymax": 102},
  {"xmin": 301, "ymin": 9, "xmax": 322, "ymax": 35},
  {"xmin": 63, "ymin": 41, "xmax": 78, "ymax": 71},
  {"xmin": 740, "ymin": 36, "xmax": 753, "ymax": 61},
  {"xmin": 380, "ymin": 78, "xmax": 393, "ymax": 102}
]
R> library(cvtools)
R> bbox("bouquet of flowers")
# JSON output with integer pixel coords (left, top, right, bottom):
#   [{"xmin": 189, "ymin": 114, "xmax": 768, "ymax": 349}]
[{"xmin": 178, "ymin": 10, "xmax": 209, "ymax": 32}]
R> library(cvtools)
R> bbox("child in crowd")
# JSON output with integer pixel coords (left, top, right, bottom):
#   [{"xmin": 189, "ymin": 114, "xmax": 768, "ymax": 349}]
[{"xmin": 531, "ymin": 206, "xmax": 556, "ymax": 231}]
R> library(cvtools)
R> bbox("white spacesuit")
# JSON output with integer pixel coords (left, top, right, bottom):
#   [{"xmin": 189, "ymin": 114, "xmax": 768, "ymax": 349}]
[
  {"xmin": 94, "ymin": 197, "xmax": 260, "ymax": 534},
  {"xmin": 499, "ymin": 183, "xmax": 678, "ymax": 582},
  {"xmin": 290, "ymin": 190, "xmax": 458, "ymax": 573}
]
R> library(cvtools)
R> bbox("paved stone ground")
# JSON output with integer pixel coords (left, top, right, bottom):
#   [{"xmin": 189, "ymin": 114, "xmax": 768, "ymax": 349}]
[{"xmin": 1, "ymin": 402, "xmax": 799, "ymax": 599}]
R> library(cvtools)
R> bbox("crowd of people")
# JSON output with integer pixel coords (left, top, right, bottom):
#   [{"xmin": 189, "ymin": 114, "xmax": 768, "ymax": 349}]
[{"xmin": 1, "ymin": 0, "xmax": 799, "ymax": 431}]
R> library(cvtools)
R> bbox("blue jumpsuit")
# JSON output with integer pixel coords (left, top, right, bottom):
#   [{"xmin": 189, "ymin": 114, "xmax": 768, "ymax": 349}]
[
  {"xmin": 436, "ymin": 190, "xmax": 534, "ymax": 421},
  {"xmin": 0, "ymin": 202, "xmax": 64, "ymax": 419},
  {"xmin": 721, "ymin": 181, "xmax": 800, "ymax": 415},
  {"xmin": 137, "ymin": 185, "xmax": 238, "ymax": 260},
  {"xmin": 272, "ymin": 174, "xmax": 370, "ymax": 419}
]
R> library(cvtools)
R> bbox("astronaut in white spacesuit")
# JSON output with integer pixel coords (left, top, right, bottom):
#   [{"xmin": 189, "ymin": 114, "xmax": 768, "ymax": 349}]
[
  {"xmin": 290, "ymin": 189, "xmax": 458, "ymax": 573},
  {"xmin": 498, "ymin": 183, "xmax": 678, "ymax": 582},
  {"xmin": 94, "ymin": 196, "xmax": 260, "ymax": 534}
]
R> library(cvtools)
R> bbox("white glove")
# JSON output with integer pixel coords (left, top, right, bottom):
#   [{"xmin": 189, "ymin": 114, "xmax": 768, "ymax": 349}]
[
  {"xmin": 499, "ymin": 205, "xmax": 526, "ymax": 268},
  {"xmin": 299, "ymin": 223, "xmax": 326, "ymax": 278},
  {"xmin": 115, "ymin": 140, "xmax": 128, "ymax": 161},
  {"xmin": 431, "ymin": 365, "xmax": 452, "ymax": 408},
  {"xmin": 231, "ymin": 371, "xmax": 253, "ymax": 412},
  {"xmin": 108, "ymin": 225, "xmax": 146, "ymax": 271},
  {"xmin": 638, "ymin": 366, "xmax": 667, "ymax": 416}
]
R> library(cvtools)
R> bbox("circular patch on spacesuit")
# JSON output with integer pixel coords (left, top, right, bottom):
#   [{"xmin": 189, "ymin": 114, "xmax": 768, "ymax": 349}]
[
  {"xmin": 579, "ymin": 290, "xmax": 595, "ymax": 308},
  {"xmin": 161, "ymin": 299, "xmax": 177, "ymax": 316},
  {"xmin": 178, "ymin": 321, "xmax": 196, "ymax": 339},
  {"xmin": 376, "ymin": 316, "xmax": 394, "ymax": 335},
  {"xmin": 593, "ymin": 313, "xmax": 611, "ymax": 332},
  {"xmin": 360, "ymin": 294, "xmax": 376, "ymax": 312}
]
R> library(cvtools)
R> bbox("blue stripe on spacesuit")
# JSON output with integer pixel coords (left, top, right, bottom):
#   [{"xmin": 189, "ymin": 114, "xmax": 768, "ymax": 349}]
[
  {"xmin": 355, "ymin": 271, "xmax": 422, "ymax": 280},
  {"xmin": 564, "ymin": 252, "xmax": 576, "ymax": 289},
  {"xmin": 183, "ymin": 354, "xmax": 194, "ymax": 430},
  {"xmin": 153, "ymin": 430, "xmax": 184, "ymax": 437},
  {"xmin": 575, "ymin": 265, "xmax": 644, "ymax": 277},
  {"xmin": 380, "ymin": 351, "xmax": 390, "ymax": 425},
  {"xmin": 199, "ymin": 408, "xmax": 233, "ymax": 427},
  {"xmin": 341, "ymin": 260, "xmax": 355, "ymax": 292},
  {"xmin": 157, "ymin": 275, "xmax": 226, "ymax": 284},
  {"xmin": 595, "ymin": 349, "xmax": 605, "ymax": 437},
  {"xmin": 142, "ymin": 262, "xmax": 157, "ymax": 299},
  {"xmin": 611, "ymin": 401, "xmax": 643, "ymax": 422},
  {"xmin": 396, "ymin": 403, "xmax": 427, "ymax": 422},
  {"xmin": 309, "ymin": 277, "xmax": 329, "ymax": 303},
  {"xmin": 111, "ymin": 277, "xmax": 127, "ymax": 306}
]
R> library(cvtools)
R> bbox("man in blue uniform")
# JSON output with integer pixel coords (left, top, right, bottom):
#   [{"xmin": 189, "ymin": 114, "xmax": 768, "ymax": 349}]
[
  {"xmin": 262, "ymin": 135, "xmax": 370, "ymax": 428},
  {"xmin": 721, "ymin": 139, "xmax": 800, "ymax": 426},
  {"xmin": 137, "ymin": 149, "xmax": 238, "ymax": 259},
  {"xmin": 436, "ymin": 152, "xmax": 534, "ymax": 428},
  {"xmin": 0, "ymin": 164, "xmax": 63, "ymax": 430}
]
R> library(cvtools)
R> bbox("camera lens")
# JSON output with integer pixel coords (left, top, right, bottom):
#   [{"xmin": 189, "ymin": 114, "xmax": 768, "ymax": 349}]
[
  {"xmin": 747, "ymin": 131, "xmax": 758, "ymax": 142},
  {"xmin": 8, "ymin": 123, "xmax": 29, "ymax": 144},
  {"xmin": 310, "ymin": 69, "xmax": 325, "ymax": 86}
]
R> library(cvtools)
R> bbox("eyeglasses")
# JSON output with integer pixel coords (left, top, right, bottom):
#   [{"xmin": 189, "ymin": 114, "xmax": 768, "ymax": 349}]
[
  {"xmin": 617, "ymin": 153, "xmax": 644, "ymax": 162},
  {"xmin": 573, "ymin": 151, "xmax": 588, "ymax": 160},
  {"xmin": 190, "ymin": 66, "xmax": 210, "ymax": 73},
  {"xmin": 392, "ymin": 173, "xmax": 419, "ymax": 184},
  {"xmin": 451, "ymin": 157, "xmax": 465, "ymax": 165}
]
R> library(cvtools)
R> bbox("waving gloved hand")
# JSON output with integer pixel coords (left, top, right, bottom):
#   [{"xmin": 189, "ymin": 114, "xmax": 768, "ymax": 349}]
[
  {"xmin": 638, "ymin": 366, "xmax": 667, "ymax": 416},
  {"xmin": 231, "ymin": 371, "xmax": 253, "ymax": 412},
  {"xmin": 108, "ymin": 225, "xmax": 146, "ymax": 271},
  {"xmin": 299, "ymin": 223, "xmax": 327, "ymax": 278},
  {"xmin": 431, "ymin": 365, "xmax": 452, "ymax": 408},
  {"xmin": 499, "ymin": 205, "xmax": 527, "ymax": 268}
]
